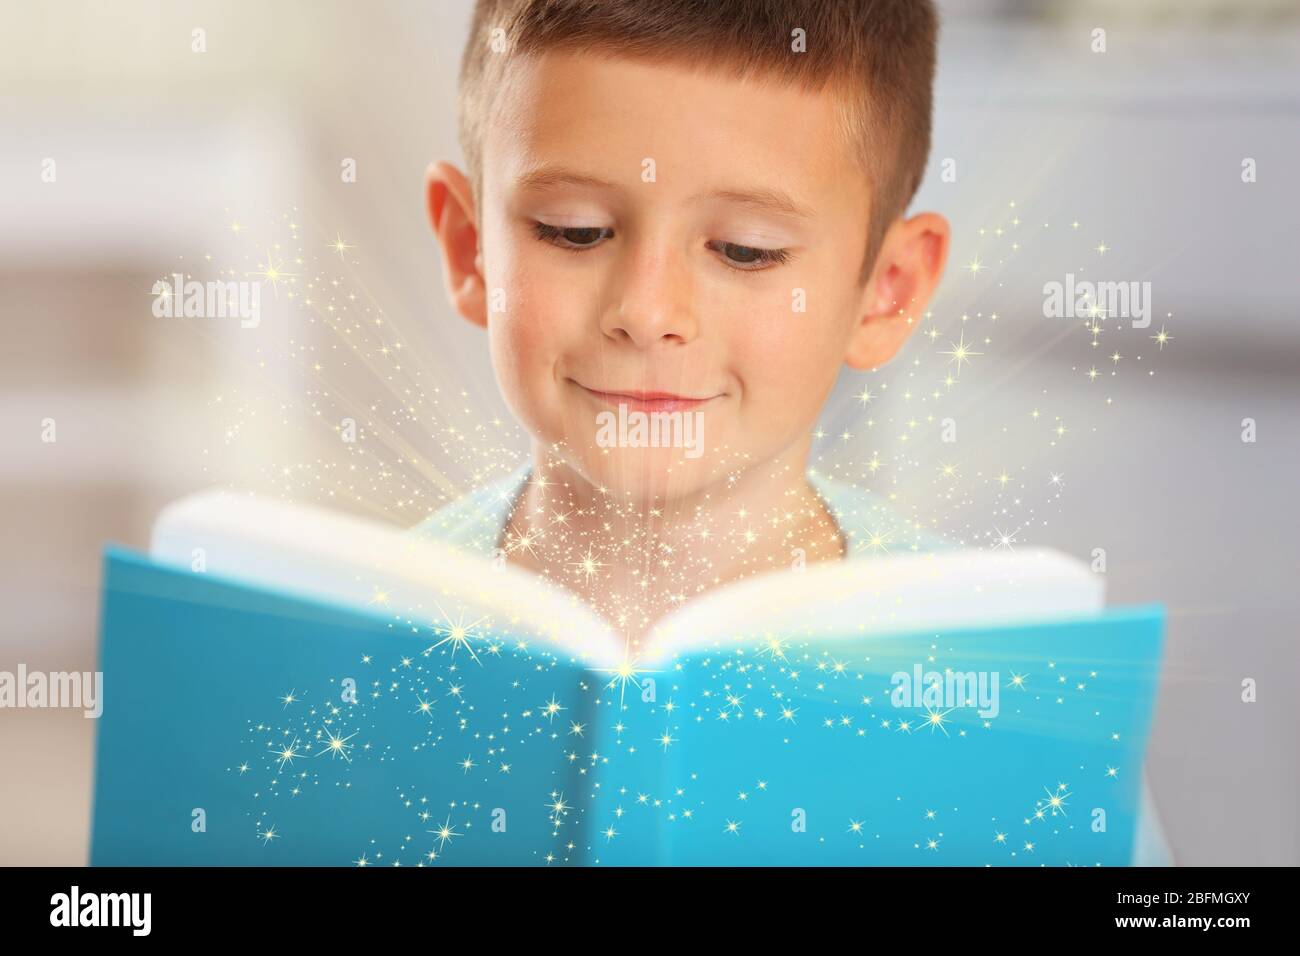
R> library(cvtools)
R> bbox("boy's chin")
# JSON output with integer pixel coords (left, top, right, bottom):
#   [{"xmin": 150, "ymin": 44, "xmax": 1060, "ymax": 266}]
[{"xmin": 574, "ymin": 448, "xmax": 720, "ymax": 508}]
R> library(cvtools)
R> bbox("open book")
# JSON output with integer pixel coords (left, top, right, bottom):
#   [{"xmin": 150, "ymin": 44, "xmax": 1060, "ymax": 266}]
[
  {"xmin": 148, "ymin": 491, "xmax": 1107, "ymax": 666},
  {"xmin": 91, "ymin": 490, "xmax": 1164, "ymax": 866}
]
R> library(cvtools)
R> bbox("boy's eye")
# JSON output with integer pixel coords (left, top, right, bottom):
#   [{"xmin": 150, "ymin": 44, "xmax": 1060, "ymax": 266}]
[
  {"xmin": 533, "ymin": 221, "xmax": 613, "ymax": 249},
  {"xmin": 533, "ymin": 222, "xmax": 790, "ymax": 271},
  {"xmin": 706, "ymin": 240, "xmax": 792, "ymax": 271}
]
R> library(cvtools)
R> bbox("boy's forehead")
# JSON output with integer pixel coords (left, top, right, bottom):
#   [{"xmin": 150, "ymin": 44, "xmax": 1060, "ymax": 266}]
[{"xmin": 486, "ymin": 49, "xmax": 867, "ymax": 213}]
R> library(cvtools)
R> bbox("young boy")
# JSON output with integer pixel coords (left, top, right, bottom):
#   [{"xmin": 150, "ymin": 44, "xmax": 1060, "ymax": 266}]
[{"xmin": 416, "ymin": 0, "xmax": 1171, "ymax": 865}]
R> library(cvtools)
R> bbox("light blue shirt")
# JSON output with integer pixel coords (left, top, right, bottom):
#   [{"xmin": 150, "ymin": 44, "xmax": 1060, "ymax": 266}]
[{"xmin": 412, "ymin": 460, "xmax": 1174, "ymax": 866}]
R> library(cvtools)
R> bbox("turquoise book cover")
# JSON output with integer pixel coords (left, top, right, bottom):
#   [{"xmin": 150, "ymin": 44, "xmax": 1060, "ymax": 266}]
[{"xmin": 90, "ymin": 547, "xmax": 1164, "ymax": 867}]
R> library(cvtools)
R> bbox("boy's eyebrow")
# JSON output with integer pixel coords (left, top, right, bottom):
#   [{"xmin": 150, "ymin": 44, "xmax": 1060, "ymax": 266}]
[
  {"xmin": 515, "ymin": 165, "xmax": 814, "ymax": 221},
  {"xmin": 516, "ymin": 166, "xmax": 618, "ymax": 192},
  {"xmin": 696, "ymin": 187, "xmax": 815, "ymax": 222}
]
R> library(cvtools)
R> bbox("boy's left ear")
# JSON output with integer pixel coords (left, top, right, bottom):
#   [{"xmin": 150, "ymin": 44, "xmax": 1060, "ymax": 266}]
[{"xmin": 844, "ymin": 211, "xmax": 950, "ymax": 370}]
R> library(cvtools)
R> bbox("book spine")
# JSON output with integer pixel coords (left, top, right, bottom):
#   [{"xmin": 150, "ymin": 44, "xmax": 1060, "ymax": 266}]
[{"xmin": 584, "ymin": 679, "xmax": 672, "ymax": 865}]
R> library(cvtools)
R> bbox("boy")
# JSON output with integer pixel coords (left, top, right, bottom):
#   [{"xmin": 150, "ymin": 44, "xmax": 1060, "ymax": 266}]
[{"xmin": 417, "ymin": 0, "xmax": 1171, "ymax": 865}]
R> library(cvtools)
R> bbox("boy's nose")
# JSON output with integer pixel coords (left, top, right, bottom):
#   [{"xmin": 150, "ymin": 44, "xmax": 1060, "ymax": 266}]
[{"xmin": 598, "ymin": 246, "xmax": 700, "ymax": 348}]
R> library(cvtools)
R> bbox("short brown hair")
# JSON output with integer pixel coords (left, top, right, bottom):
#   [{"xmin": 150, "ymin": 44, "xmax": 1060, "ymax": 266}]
[{"xmin": 457, "ymin": 0, "xmax": 938, "ymax": 282}]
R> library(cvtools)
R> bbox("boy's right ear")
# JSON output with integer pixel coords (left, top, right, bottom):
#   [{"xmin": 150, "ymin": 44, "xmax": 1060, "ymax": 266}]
[{"xmin": 425, "ymin": 161, "xmax": 487, "ymax": 329}]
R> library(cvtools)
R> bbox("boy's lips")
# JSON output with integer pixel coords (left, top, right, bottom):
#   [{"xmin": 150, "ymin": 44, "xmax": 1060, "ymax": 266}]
[{"xmin": 572, "ymin": 381, "xmax": 722, "ymax": 413}]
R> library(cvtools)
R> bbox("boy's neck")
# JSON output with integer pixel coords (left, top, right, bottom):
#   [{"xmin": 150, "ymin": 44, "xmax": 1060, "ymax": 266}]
[{"xmin": 498, "ymin": 440, "xmax": 845, "ymax": 653}]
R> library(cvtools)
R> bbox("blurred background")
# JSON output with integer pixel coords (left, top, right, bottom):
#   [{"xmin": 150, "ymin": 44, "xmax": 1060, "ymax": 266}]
[{"xmin": 1, "ymin": 0, "xmax": 1297, "ymax": 865}]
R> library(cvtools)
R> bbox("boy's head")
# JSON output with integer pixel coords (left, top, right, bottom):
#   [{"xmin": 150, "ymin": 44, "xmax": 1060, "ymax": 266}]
[{"xmin": 428, "ymin": 0, "xmax": 949, "ymax": 505}]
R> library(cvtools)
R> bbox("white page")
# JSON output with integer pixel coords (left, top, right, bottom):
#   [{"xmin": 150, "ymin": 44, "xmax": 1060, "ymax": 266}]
[
  {"xmin": 149, "ymin": 490, "xmax": 616, "ymax": 662},
  {"xmin": 150, "ymin": 490, "xmax": 1104, "ymax": 667}
]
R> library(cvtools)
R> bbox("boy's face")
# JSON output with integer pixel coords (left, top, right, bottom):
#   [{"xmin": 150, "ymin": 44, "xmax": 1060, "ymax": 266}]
[{"xmin": 432, "ymin": 51, "xmax": 947, "ymax": 504}]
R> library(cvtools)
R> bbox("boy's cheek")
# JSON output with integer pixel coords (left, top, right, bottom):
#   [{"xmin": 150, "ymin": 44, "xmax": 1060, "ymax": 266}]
[
  {"xmin": 739, "ymin": 385, "xmax": 824, "ymax": 444},
  {"xmin": 486, "ymin": 301, "xmax": 594, "ymax": 445},
  {"xmin": 485, "ymin": 308, "xmax": 554, "ymax": 425},
  {"xmin": 731, "ymin": 322, "xmax": 843, "ymax": 402}
]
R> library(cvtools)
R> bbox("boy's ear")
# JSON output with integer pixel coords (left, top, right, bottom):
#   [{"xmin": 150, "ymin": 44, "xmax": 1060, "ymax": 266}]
[
  {"xmin": 844, "ymin": 211, "xmax": 950, "ymax": 370},
  {"xmin": 425, "ymin": 160, "xmax": 487, "ymax": 328}
]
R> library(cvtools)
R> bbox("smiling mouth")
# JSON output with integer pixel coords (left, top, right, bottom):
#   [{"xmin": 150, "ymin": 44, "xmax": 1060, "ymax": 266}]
[{"xmin": 572, "ymin": 381, "xmax": 722, "ymax": 414}]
